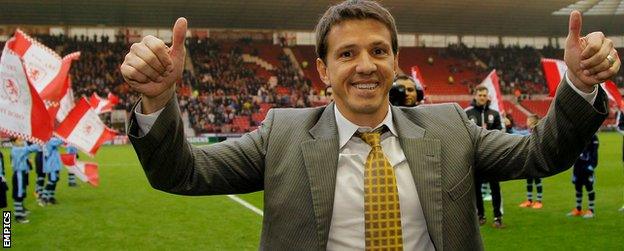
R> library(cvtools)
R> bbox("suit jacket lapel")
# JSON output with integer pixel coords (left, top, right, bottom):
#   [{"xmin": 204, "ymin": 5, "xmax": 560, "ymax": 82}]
[
  {"xmin": 392, "ymin": 106, "xmax": 443, "ymax": 250},
  {"xmin": 301, "ymin": 104, "xmax": 339, "ymax": 250}
]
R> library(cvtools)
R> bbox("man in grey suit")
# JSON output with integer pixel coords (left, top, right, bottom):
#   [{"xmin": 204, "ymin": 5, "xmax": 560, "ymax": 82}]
[{"xmin": 120, "ymin": 0, "xmax": 620, "ymax": 250}]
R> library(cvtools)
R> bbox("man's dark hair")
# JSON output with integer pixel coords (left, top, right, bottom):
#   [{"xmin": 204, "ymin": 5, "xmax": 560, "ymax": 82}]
[
  {"xmin": 475, "ymin": 85, "xmax": 489, "ymax": 93},
  {"xmin": 393, "ymin": 74, "xmax": 413, "ymax": 82},
  {"xmin": 315, "ymin": 0, "xmax": 398, "ymax": 63}
]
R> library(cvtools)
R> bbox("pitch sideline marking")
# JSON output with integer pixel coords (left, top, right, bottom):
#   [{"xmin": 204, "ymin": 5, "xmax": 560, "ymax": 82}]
[
  {"xmin": 227, "ymin": 195, "xmax": 264, "ymax": 216},
  {"xmin": 75, "ymin": 163, "xmax": 265, "ymax": 216}
]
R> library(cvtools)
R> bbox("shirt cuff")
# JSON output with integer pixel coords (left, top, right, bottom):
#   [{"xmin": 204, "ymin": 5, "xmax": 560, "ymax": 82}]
[
  {"xmin": 134, "ymin": 103, "xmax": 165, "ymax": 137},
  {"xmin": 565, "ymin": 71, "xmax": 598, "ymax": 105}
]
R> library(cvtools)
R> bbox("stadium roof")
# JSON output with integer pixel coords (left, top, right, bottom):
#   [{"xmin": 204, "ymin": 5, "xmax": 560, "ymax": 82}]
[{"xmin": 1, "ymin": 0, "xmax": 623, "ymax": 37}]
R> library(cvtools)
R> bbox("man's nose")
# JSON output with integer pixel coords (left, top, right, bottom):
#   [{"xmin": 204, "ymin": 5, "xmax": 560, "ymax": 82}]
[{"xmin": 355, "ymin": 52, "xmax": 377, "ymax": 75}]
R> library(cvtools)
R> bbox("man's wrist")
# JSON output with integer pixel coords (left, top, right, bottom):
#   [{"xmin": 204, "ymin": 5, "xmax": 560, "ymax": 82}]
[
  {"xmin": 140, "ymin": 87, "xmax": 175, "ymax": 114},
  {"xmin": 567, "ymin": 71, "xmax": 594, "ymax": 93}
]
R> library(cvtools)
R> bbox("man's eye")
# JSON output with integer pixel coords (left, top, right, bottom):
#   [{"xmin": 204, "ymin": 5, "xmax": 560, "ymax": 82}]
[
  {"xmin": 374, "ymin": 48, "xmax": 387, "ymax": 55},
  {"xmin": 341, "ymin": 51, "xmax": 352, "ymax": 58}
]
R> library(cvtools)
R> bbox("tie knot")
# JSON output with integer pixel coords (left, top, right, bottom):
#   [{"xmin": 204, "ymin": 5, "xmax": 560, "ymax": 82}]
[{"xmin": 356, "ymin": 126, "xmax": 386, "ymax": 147}]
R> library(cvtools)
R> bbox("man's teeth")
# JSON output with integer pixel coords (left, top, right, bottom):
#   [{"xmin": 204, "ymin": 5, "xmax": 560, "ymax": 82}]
[{"xmin": 354, "ymin": 83, "xmax": 378, "ymax": 90}]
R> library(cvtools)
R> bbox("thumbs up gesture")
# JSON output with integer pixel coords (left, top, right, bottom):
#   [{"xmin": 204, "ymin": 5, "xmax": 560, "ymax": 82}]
[
  {"xmin": 121, "ymin": 18, "xmax": 188, "ymax": 113},
  {"xmin": 565, "ymin": 11, "xmax": 620, "ymax": 92}
]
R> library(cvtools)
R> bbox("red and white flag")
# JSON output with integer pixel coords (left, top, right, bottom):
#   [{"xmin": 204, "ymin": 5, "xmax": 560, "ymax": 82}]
[
  {"xmin": 60, "ymin": 153, "xmax": 76, "ymax": 166},
  {"xmin": 55, "ymin": 98, "xmax": 116, "ymax": 156},
  {"xmin": 601, "ymin": 80, "xmax": 623, "ymax": 110},
  {"xmin": 10, "ymin": 30, "xmax": 80, "ymax": 103},
  {"xmin": 410, "ymin": 65, "xmax": 427, "ymax": 102},
  {"xmin": 89, "ymin": 92, "xmax": 119, "ymax": 114},
  {"xmin": 542, "ymin": 58, "xmax": 622, "ymax": 109},
  {"xmin": 63, "ymin": 159, "xmax": 99, "ymax": 187},
  {"xmin": 541, "ymin": 58, "xmax": 567, "ymax": 97},
  {"xmin": 479, "ymin": 69, "xmax": 505, "ymax": 114},
  {"xmin": 0, "ymin": 39, "xmax": 52, "ymax": 144},
  {"xmin": 55, "ymin": 76, "xmax": 75, "ymax": 122}
]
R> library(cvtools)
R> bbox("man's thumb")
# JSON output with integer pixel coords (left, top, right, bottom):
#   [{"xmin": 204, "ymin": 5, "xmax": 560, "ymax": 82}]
[
  {"xmin": 171, "ymin": 17, "xmax": 188, "ymax": 53},
  {"xmin": 567, "ymin": 10, "xmax": 582, "ymax": 40}
]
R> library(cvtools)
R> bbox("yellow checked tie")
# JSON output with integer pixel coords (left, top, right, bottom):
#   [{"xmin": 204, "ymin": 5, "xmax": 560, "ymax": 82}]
[{"xmin": 358, "ymin": 128, "xmax": 403, "ymax": 251}]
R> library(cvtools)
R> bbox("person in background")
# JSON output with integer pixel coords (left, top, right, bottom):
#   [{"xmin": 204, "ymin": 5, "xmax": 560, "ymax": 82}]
[
  {"xmin": 10, "ymin": 138, "xmax": 40, "ymax": 223},
  {"xmin": 325, "ymin": 85, "xmax": 333, "ymax": 102},
  {"xmin": 464, "ymin": 85, "xmax": 505, "ymax": 228},
  {"xmin": 34, "ymin": 144, "xmax": 45, "ymax": 205},
  {"xmin": 0, "ymin": 150, "xmax": 7, "ymax": 209},
  {"xmin": 392, "ymin": 74, "xmax": 424, "ymax": 107},
  {"xmin": 567, "ymin": 134, "xmax": 599, "ymax": 218},
  {"xmin": 516, "ymin": 115, "xmax": 544, "ymax": 209},
  {"xmin": 41, "ymin": 137, "xmax": 64, "ymax": 205},
  {"xmin": 66, "ymin": 145, "xmax": 79, "ymax": 187}
]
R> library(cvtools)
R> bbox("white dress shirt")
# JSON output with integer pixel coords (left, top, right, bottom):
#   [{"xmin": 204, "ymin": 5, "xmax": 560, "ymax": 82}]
[{"xmin": 327, "ymin": 105, "xmax": 434, "ymax": 251}]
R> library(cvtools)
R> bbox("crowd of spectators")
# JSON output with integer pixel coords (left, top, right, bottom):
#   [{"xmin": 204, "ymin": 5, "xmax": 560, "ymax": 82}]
[
  {"xmin": 2, "ymin": 34, "xmax": 622, "ymax": 135},
  {"xmin": 184, "ymin": 37, "xmax": 318, "ymax": 133}
]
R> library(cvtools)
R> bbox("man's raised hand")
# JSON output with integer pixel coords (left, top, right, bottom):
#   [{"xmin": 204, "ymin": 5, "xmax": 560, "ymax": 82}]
[
  {"xmin": 565, "ymin": 11, "xmax": 620, "ymax": 92},
  {"xmin": 121, "ymin": 17, "xmax": 188, "ymax": 113}
]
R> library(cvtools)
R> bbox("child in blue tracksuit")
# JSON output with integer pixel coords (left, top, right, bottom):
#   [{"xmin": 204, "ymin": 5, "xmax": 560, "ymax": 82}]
[
  {"xmin": 512, "ymin": 115, "xmax": 544, "ymax": 209},
  {"xmin": 66, "ymin": 145, "xmax": 79, "ymax": 187},
  {"xmin": 568, "ymin": 134, "xmax": 599, "ymax": 218},
  {"xmin": 34, "ymin": 145, "xmax": 45, "ymax": 201},
  {"xmin": 41, "ymin": 137, "xmax": 63, "ymax": 205},
  {"xmin": 10, "ymin": 138, "xmax": 40, "ymax": 223}
]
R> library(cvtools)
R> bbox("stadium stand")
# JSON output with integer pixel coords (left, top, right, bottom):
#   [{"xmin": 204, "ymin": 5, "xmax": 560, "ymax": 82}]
[{"xmin": 1, "ymin": 34, "xmax": 621, "ymax": 134}]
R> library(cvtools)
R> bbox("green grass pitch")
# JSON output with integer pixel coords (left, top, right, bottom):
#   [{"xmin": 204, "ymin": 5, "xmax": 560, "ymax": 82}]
[{"xmin": 1, "ymin": 132, "xmax": 623, "ymax": 250}]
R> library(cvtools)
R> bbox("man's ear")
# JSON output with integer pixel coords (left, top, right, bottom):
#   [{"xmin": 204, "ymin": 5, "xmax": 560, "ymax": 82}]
[
  {"xmin": 394, "ymin": 50, "xmax": 400, "ymax": 74},
  {"xmin": 316, "ymin": 58, "xmax": 330, "ymax": 85}
]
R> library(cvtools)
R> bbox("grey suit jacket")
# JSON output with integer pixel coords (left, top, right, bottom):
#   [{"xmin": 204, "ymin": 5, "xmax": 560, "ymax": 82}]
[{"xmin": 128, "ymin": 81, "xmax": 607, "ymax": 250}]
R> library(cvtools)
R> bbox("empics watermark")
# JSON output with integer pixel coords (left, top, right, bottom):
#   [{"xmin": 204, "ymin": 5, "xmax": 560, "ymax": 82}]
[{"xmin": 2, "ymin": 211, "xmax": 10, "ymax": 248}]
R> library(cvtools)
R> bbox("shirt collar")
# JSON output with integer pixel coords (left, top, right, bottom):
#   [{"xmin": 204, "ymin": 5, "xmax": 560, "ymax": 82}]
[{"xmin": 334, "ymin": 103, "xmax": 398, "ymax": 149}]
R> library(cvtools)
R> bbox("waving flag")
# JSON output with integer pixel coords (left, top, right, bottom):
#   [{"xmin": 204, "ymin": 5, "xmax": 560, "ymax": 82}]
[
  {"xmin": 60, "ymin": 153, "xmax": 76, "ymax": 166},
  {"xmin": 0, "ymin": 39, "xmax": 52, "ymax": 144},
  {"xmin": 89, "ymin": 92, "xmax": 119, "ymax": 114},
  {"xmin": 63, "ymin": 159, "xmax": 99, "ymax": 187},
  {"xmin": 541, "ymin": 58, "xmax": 567, "ymax": 97},
  {"xmin": 55, "ymin": 76, "xmax": 75, "ymax": 122},
  {"xmin": 479, "ymin": 69, "xmax": 505, "ymax": 114},
  {"xmin": 601, "ymin": 80, "xmax": 623, "ymax": 110},
  {"xmin": 410, "ymin": 65, "xmax": 427, "ymax": 102},
  {"xmin": 10, "ymin": 30, "xmax": 80, "ymax": 103},
  {"xmin": 55, "ymin": 98, "xmax": 116, "ymax": 156},
  {"xmin": 542, "ymin": 58, "xmax": 622, "ymax": 109}
]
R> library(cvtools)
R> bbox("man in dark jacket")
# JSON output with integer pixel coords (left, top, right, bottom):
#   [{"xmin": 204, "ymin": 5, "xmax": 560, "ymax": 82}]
[
  {"xmin": 464, "ymin": 85, "xmax": 505, "ymax": 228},
  {"xmin": 567, "ymin": 134, "xmax": 599, "ymax": 218}
]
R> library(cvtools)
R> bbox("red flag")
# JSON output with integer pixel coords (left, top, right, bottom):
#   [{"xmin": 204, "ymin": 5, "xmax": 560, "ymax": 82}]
[
  {"xmin": 10, "ymin": 30, "xmax": 80, "ymax": 103},
  {"xmin": 541, "ymin": 58, "xmax": 567, "ymax": 97},
  {"xmin": 410, "ymin": 65, "xmax": 427, "ymax": 102},
  {"xmin": 55, "ymin": 75, "xmax": 75, "ymax": 123},
  {"xmin": 89, "ymin": 92, "xmax": 119, "ymax": 114},
  {"xmin": 55, "ymin": 98, "xmax": 116, "ymax": 156},
  {"xmin": 601, "ymin": 80, "xmax": 623, "ymax": 110},
  {"xmin": 0, "ymin": 38, "xmax": 53, "ymax": 144},
  {"xmin": 60, "ymin": 153, "xmax": 76, "ymax": 166},
  {"xmin": 65, "ymin": 160, "xmax": 99, "ymax": 187},
  {"xmin": 479, "ymin": 69, "xmax": 505, "ymax": 114}
]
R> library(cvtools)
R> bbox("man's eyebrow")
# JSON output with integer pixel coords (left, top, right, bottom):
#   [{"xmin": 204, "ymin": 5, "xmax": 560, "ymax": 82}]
[
  {"xmin": 334, "ymin": 44, "xmax": 357, "ymax": 52},
  {"xmin": 334, "ymin": 40, "xmax": 390, "ymax": 52},
  {"xmin": 371, "ymin": 41, "xmax": 390, "ymax": 47}
]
